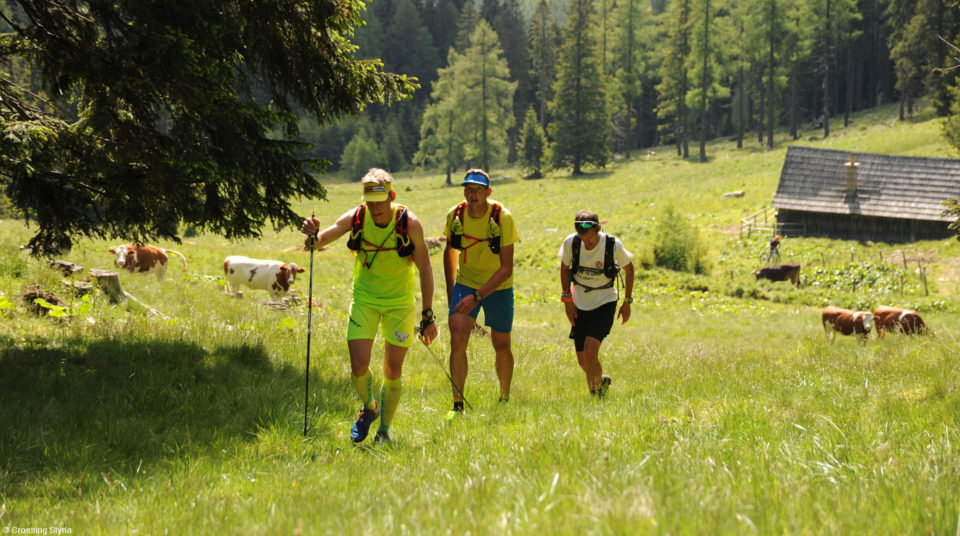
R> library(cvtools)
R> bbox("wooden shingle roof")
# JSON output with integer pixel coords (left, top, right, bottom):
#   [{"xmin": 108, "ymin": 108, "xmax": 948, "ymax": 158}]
[{"xmin": 772, "ymin": 146, "xmax": 960, "ymax": 222}]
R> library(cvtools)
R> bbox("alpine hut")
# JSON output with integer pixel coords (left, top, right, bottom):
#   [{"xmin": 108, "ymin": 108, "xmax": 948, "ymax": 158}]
[{"xmin": 772, "ymin": 146, "xmax": 960, "ymax": 242}]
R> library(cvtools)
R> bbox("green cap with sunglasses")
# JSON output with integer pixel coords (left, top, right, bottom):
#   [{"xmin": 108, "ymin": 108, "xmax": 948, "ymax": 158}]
[{"xmin": 574, "ymin": 220, "xmax": 600, "ymax": 233}]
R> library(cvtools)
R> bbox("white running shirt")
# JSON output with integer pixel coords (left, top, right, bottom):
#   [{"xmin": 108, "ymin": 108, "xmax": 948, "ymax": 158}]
[{"xmin": 558, "ymin": 232, "xmax": 634, "ymax": 311}]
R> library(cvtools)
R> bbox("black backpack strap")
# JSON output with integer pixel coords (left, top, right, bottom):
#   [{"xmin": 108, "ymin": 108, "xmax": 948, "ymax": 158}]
[
  {"xmin": 449, "ymin": 202, "xmax": 466, "ymax": 250},
  {"xmin": 346, "ymin": 205, "xmax": 365, "ymax": 251},
  {"xmin": 395, "ymin": 206, "xmax": 414, "ymax": 258},
  {"xmin": 603, "ymin": 234, "xmax": 618, "ymax": 278},
  {"xmin": 570, "ymin": 235, "xmax": 582, "ymax": 276},
  {"xmin": 488, "ymin": 203, "xmax": 503, "ymax": 254}
]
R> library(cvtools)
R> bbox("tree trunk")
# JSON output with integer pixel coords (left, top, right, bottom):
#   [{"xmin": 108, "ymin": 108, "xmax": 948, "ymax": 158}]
[
  {"xmin": 844, "ymin": 43, "xmax": 852, "ymax": 127},
  {"xmin": 737, "ymin": 64, "xmax": 744, "ymax": 148},
  {"xmin": 822, "ymin": 0, "xmax": 831, "ymax": 138},
  {"xmin": 757, "ymin": 81, "xmax": 764, "ymax": 144},
  {"xmin": 790, "ymin": 56, "xmax": 798, "ymax": 139},
  {"xmin": 698, "ymin": 0, "xmax": 710, "ymax": 163},
  {"xmin": 766, "ymin": 0, "xmax": 775, "ymax": 150}
]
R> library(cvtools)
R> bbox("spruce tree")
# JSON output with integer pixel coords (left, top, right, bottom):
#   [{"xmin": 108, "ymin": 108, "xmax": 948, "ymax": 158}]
[
  {"xmin": 529, "ymin": 0, "xmax": 560, "ymax": 127},
  {"xmin": 611, "ymin": 0, "xmax": 646, "ymax": 159},
  {"xmin": 517, "ymin": 107, "xmax": 548, "ymax": 178},
  {"xmin": 656, "ymin": 0, "xmax": 693, "ymax": 157},
  {"xmin": 549, "ymin": 0, "xmax": 610, "ymax": 175},
  {"xmin": 0, "ymin": 0, "xmax": 415, "ymax": 254}
]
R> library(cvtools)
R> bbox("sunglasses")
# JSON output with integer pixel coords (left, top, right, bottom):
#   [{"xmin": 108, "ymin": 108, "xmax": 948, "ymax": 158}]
[{"xmin": 574, "ymin": 220, "xmax": 599, "ymax": 232}]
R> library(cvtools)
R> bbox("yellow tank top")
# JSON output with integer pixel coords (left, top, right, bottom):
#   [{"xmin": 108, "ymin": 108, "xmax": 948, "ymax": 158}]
[{"xmin": 351, "ymin": 204, "xmax": 416, "ymax": 307}]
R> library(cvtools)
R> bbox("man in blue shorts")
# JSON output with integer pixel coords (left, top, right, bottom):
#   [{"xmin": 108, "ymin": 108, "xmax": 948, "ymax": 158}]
[{"xmin": 443, "ymin": 169, "xmax": 519, "ymax": 415}]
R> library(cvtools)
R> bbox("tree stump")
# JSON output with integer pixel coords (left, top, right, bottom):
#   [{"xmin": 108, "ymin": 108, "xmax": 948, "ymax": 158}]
[
  {"xmin": 88, "ymin": 269, "xmax": 126, "ymax": 303},
  {"xmin": 61, "ymin": 280, "xmax": 92, "ymax": 296},
  {"xmin": 49, "ymin": 260, "xmax": 83, "ymax": 276}
]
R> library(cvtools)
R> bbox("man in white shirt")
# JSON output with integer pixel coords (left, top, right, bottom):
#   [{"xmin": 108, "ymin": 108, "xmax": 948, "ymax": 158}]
[{"xmin": 558, "ymin": 210, "xmax": 635, "ymax": 397}]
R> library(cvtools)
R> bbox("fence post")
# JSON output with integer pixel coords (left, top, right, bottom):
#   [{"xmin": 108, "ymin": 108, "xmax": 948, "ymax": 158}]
[
  {"xmin": 899, "ymin": 274, "xmax": 904, "ymax": 296},
  {"xmin": 902, "ymin": 251, "xmax": 907, "ymax": 270},
  {"xmin": 918, "ymin": 261, "xmax": 928, "ymax": 297},
  {"xmin": 879, "ymin": 250, "xmax": 883, "ymax": 263}
]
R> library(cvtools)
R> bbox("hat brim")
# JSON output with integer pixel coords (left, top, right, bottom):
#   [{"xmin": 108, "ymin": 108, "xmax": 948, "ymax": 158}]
[
  {"xmin": 461, "ymin": 179, "xmax": 490, "ymax": 187},
  {"xmin": 362, "ymin": 192, "xmax": 390, "ymax": 202}
]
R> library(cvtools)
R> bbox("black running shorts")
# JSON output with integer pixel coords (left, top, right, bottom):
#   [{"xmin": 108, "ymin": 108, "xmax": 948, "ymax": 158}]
[{"xmin": 568, "ymin": 300, "xmax": 617, "ymax": 352}]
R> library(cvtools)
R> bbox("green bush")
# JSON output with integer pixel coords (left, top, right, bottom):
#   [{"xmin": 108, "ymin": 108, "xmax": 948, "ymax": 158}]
[
  {"xmin": 340, "ymin": 132, "xmax": 383, "ymax": 180},
  {"xmin": 652, "ymin": 206, "xmax": 711, "ymax": 274}
]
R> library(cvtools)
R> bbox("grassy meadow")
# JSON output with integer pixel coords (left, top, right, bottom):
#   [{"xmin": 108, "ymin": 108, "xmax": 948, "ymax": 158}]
[{"xmin": 2, "ymin": 102, "xmax": 960, "ymax": 534}]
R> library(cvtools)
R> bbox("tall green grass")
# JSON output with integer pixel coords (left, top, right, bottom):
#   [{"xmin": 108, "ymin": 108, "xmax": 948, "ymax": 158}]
[{"xmin": 1, "ymin": 102, "xmax": 959, "ymax": 533}]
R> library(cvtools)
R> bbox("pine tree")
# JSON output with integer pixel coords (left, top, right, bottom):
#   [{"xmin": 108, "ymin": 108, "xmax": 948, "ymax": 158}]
[
  {"xmin": 0, "ymin": 0, "xmax": 414, "ymax": 254},
  {"xmin": 415, "ymin": 55, "xmax": 463, "ymax": 184},
  {"xmin": 657, "ymin": 0, "xmax": 693, "ymax": 158},
  {"xmin": 455, "ymin": 1, "xmax": 480, "ymax": 53},
  {"xmin": 529, "ymin": 0, "xmax": 560, "ymax": 127},
  {"xmin": 549, "ymin": 0, "xmax": 611, "ymax": 174},
  {"xmin": 456, "ymin": 21, "xmax": 517, "ymax": 170},
  {"xmin": 492, "ymin": 0, "xmax": 532, "ymax": 163},
  {"xmin": 611, "ymin": 0, "xmax": 647, "ymax": 159},
  {"xmin": 516, "ymin": 107, "xmax": 548, "ymax": 178},
  {"xmin": 889, "ymin": 0, "xmax": 938, "ymax": 120},
  {"xmin": 417, "ymin": 21, "xmax": 516, "ymax": 174}
]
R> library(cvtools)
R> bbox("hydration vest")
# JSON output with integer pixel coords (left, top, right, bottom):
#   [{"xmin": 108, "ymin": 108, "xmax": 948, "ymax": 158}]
[
  {"xmin": 570, "ymin": 234, "xmax": 619, "ymax": 292},
  {"xmin": 346, "ymin": 204, "xmax": 414, "ymax": 267},
  {"xmin": 448, "ymin": 201, "xmax": 503, "ymax": 254}
]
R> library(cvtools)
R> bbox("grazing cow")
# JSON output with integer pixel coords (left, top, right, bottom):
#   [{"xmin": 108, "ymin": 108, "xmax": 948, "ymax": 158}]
[
  {"xmin": 109, "ymin": 243, "xmax": 187, "ymax": 280},
  {"xmin": 223, "ymin": 256, "xmax": 305, "ymax": 298},
  {"xmin": 872, "ymin": 305, "xmax": 931, "ymax": 338},
  {"xmin": 754, "ymin": 263, "xmax": 801, "ymax": 287},
  {"xmin": 822, "ymin": 306, "xmax": 873, "ymax": 343}
]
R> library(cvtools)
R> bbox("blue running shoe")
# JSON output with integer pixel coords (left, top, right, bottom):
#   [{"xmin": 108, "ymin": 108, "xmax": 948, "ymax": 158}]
[{"xmin": 350, "ymin": 401, "xmax": 380, "ymax": 443}]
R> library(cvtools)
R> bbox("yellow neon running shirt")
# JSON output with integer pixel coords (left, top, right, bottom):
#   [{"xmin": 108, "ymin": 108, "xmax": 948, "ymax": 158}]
[
  {"xmin": 443, "ymin": 200, "xmax": 519, "ymax": 290},
  {"xmin": 352, "ymin": 204, "xmax": 416, "ymax": 307}
]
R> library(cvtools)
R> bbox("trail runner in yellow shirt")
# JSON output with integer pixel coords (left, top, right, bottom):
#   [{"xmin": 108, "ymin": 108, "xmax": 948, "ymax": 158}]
[{"xmin": 301, "ymin": 169, "xmax": 438, "ymax": 444}]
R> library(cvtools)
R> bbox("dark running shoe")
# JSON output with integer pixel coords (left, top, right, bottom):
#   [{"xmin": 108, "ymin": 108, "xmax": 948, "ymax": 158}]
[
  {"xmin": 374, "ymin": 430, "xmax": 391, "ymax": 444},
  {"xmin": 350, "ymin": 401, "xmax": 380, "ymax": 443},
  {"xmin": 600, "ymin": 375, "xmax": 612, "ymax": 397}
]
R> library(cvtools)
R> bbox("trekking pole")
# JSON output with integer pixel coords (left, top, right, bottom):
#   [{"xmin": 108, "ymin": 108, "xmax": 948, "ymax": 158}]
[
  {"xmin": 304, "ymin": 214, "xmax": 318, "ymax": 437},
  {"xmin": 420, "ymin": 336, "xmax": 473, "ymax": 410}
]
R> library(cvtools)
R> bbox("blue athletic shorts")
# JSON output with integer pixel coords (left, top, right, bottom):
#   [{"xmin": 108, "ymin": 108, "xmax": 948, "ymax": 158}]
[{"xmin": 449, "ymin": 282, "xmax": 514, "ymax": 334}]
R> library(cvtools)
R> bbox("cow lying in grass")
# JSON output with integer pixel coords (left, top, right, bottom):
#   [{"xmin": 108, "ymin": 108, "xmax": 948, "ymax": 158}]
[
  {"xmin": 223, "ymin": 256, "xmax": 305, "ymax": 299},
  {"xmin": 872, "ymin": 305, "xmax": 931, "ymax": 338},
  {"xmin": 822, "ymin": 306, "xmax": 873, "ymax": 343},
  {"xmin": 109, "ymin": 243, "xmax": 187, "ymax": 280},
  {"xmin": 754, "ymin": 263, "xmax": 800, "ymax": 287}
]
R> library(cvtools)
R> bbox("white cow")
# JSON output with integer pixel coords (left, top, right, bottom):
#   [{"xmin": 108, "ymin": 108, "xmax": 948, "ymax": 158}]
[{"xmin": 223, "ymin": 256, "xmax": 305, "ymax": 298}]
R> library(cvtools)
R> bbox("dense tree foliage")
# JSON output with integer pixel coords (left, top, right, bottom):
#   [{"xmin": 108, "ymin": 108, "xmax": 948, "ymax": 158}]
[
  {"xmin": 516, "ymin": 106, "xmax": 548, "ymax": 178},
  {"xmin": 0, "ymin": 0, "xmax": 414, "ymax": 254},
  {"xmin": 549, "ymin": 0, "xmax": 610, "ymax": 174},
  {"xmin": 5, "ymin": 0, "xmax": 957, "ymax": 212},
  {"xmin": 417, "ymin": 21, "xmax": 516, "ymax": 174}
]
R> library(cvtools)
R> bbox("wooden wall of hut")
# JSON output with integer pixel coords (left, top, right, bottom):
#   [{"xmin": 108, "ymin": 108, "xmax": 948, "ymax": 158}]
[{"xmin": 777, "ymin": 209, "xmax": 954, "ymax": 243}]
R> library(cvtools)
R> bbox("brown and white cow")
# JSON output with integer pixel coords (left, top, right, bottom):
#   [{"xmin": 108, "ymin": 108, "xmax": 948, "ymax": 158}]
[
  {"xmin": 754, "ymin": 263, "xmax": 801, "ymax": 287},
  {"xmin": 223, "ymin": 256, "xmax": 306, "ymax": 298},
  {"xmin": 109, "ymin": 243, "xmax": 187, "ymax": 280},
  {"xmin": 872, "ymin": 305, "xmax": 931, "ymax": 338},
  {"xmin": 822, "ymin": 306, "xmax": 873, "ymax": 343}
]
